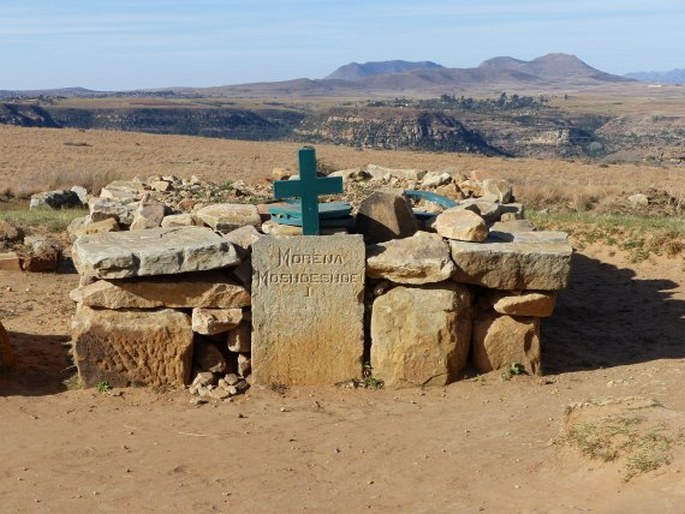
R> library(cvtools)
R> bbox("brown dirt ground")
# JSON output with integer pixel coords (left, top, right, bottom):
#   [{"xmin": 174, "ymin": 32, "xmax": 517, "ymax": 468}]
[
  {"xmin": 1, "ymin": 242, "xmax": 684, "ymax": 513},
  {"xmin": 0, "ymin": 125, "xmax": 684, "ymax": 511}
]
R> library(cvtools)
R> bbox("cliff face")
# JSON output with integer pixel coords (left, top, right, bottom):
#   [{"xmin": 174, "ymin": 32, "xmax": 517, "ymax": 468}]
[
  {"xmin": 45, "ymin": 107, "xmax": 305, "ymax": 140},
  {"xmin": 294, "ymin": 109, "xmax": 505, "ymax": 155},
  {"xmin": 0, "ymin": 103, "xmax": 59, "ymax": 127}
]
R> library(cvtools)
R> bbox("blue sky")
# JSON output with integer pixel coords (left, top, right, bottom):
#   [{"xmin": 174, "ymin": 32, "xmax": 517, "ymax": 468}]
[{"xmin": 1, "ymin": 0, "xmax": 684, "ymax": 90}]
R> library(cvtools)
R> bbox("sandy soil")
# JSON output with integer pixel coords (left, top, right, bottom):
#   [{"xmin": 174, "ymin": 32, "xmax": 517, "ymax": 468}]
[{"xmin": 1, "ymin": 242, "xmax": 684, "ymax": 513}]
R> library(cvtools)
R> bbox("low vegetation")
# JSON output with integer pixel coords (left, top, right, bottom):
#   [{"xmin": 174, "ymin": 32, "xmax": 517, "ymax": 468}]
[
  {"xmin": 563, "ymin": 414, "xmax": 684, "ymax": 481},
  {"xmin": 530, "ymin": 211, "xmax": 685, "ymax": 261}
]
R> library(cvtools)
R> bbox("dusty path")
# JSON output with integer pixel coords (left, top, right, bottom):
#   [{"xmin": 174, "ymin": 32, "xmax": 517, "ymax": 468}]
[{"xmin": 1, "ymin": 244, "xmax": 684, "ymax": 513}]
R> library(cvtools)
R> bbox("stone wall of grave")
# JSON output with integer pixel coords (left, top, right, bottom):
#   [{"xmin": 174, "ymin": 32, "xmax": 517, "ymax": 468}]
[{"xmin": 69, "ymin": 183, "xmax": 572, "ymax": 393}]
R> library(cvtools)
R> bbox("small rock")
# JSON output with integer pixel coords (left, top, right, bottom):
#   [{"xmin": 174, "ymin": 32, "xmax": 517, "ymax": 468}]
[
  {"xmin": 433, "ymin": 208, "xmax": 488, "ymax": 242},
  {"xmin": 192, "ymin": 308, "xmax": 243, "ymax": 335}
]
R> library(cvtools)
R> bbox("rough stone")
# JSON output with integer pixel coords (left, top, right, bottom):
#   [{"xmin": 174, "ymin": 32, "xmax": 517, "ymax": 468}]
[
  {"xmin": 160, "ymin": 213, "xmax": 203, "ymax": 228},
  {"xmin": 129, "ymin": 197, "xmax": 166, "ymax": 230},
  {"xmin": 192, "ymin": 308, "xmax": 243, "ymax": 335},
  {"xmin": 70, "ymin": 270, "xmax": 250, "ymax": 309},
  {"xmin": 366, "ymin": 231, "xmax": 455, "ymax": 284},
  {"xmin": 71, "ymin": 305, "xmax": 194, "ymax": 387},
  {"xmin": 224, "ymin": 225, "xmax": 262, "ymax": 257},
  {"xmin": 251, "ymin": 235, "xmax": 365, "ymax": 385},
  {"xmin": 29, "ymin": 189, "xmax": 83, "ymax": 210},
  {"xmin": 449, "ymin": 238, "xmax": 573, "ymax": 290},
  {"xmin": 458, "ymin": 199, "xmax": 504, "ymax": 223},
  {"xmin": 628, "ymin": 193, "xmax": 649, "ymax": 207},
  {"xmin": 0, "ymin": 252, "xmax": 22, "ymax": 272},
  {"xmin": 421, "ymin": 171, "xmax": 452, "ymax": 188},
  {"xmin": 370, "ymin": 283, "xmax": 472, "ymax": 388},
  {"xmin": 68, "ymin": 217, "xmax": 120, "ymax": 242},
  {"xmin": 262, "ymin": 220, "xmax": 348, "ymax": 236},
  {"xmin": 434, "ymin": 207, "xmax": 488, "ymax": 242},
  {"xmin": 193, "ymin": 342, "xmax": 227, "ymax": 373},
  {"xmin": 226, "ymin": 321, "xmax": 251, "ymax": 353},
  {"xmin": 196, "ymin": 203, "xmax": 261, "ymax": 233},
  {"xmin": 482, "ymin": 179, "xmax": 513, "ymax": 203},
  {"xmin": 472, "ymin": 311, "xmax": 541, "ymax": 375},
  {"xmin": 488, "ymin": 219, "xmax": 537, "ymax": 241},
  {"xmin": 0, "ymin": 220, "xmax": 24, "ymax": 243},
  {"xmin": 237, "ymin": 353, "xmax": 251, "ymax": 377},
  {"xmin": 22, "ymin": 237, "xmax": 62, "ymax": 273},
  {"xmin": 99, "ymin": 180, "xmax": 145, "ymax": 202},
  {"xmin": 88, "ymin": 197, "xmax": 138, "ymax": 226},
  {"xmin": 488, "ymin": 290, "xmax": 557, "ymax": 318},
  {"xmin": 354, "ymin": 191, "xmax": 417, "ymax": 244},
  {"xmin": 329, "ymin": 167, "xmax": 371, "ymax": 182},
  {"xmin": 70, "ymin": 185, "xmax": 89, "ymax": 205},
  {"xmin": 72, "ymin": 226, "xmax": 240, "ymax": 279},
  {"xmin": 366, "ymin": 164, "xmax": 427, "ymax": 181}
]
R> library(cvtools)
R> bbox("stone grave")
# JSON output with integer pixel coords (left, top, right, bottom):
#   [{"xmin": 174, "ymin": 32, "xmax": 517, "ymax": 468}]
[{"xmin": 66, "ymin": 146, "xmax": 574, "ymax": 393}]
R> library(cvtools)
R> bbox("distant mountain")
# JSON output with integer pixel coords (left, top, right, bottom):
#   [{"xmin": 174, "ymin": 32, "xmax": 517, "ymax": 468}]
[
  {"xmin": 324, "ymin": 60, "xmax": 445, "ymax": 81},
  {"xmin": 624, "ymin": 69, "xmax": 685, "ymax": 84},
  {"xmin": 0, "ymin": 87, "xmax": 101, "ymax": 99},
  {"xmin": 479, "ymin": 53, "xmax": 629, "ymax": 83}
]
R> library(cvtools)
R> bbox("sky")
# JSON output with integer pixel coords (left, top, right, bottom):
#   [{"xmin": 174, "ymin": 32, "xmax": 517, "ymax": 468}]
[{"xmin": 1, "ymin": 0, "xmax": 684, "ymax": 91}]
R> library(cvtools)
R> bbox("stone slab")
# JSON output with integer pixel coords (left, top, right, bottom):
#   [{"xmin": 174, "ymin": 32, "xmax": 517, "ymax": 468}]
[
  {"xmin": 370, "ymin": 283, "xmax": 472, "ymax": 388},
  {"xmin": 71, "ymin": 305, "xmax": 193, "ymax": 387},
  {"xmin": 72, "ymin": 226, "xmax": 240, "ymax": 279},
  {"xmin": 0, "ymin": 252, "xmax": 22, "ymax": 272},
  {"xmin": 472, "ymin": 311, "xmax": 541, "ymax": 375},
  {"xmin": 449, "ymin": 239, "xmax": 572, "ymax": 290},
  {"xmin": 70, "ymin": 270, "xmax": 250, "ymax": 309},
  {"xmin": 192, "ymin": 308, "xmax": 243, "ymax": 335},
  {"xmin": 251, "ymin": 235, "xmax": 365, "ymax": 385},
  {"xmin": 366, "ymin": 231, "xmax": 455, "ymax": 284},
  {"xmin": 196, "ymin": 203, "xmax": 262, "ymax": 233}
]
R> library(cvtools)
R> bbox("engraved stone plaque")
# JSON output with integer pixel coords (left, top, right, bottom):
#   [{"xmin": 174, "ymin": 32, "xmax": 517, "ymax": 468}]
[{"xmin": 251, "ymin": 235, "xmax": 365, "ymax": 385}]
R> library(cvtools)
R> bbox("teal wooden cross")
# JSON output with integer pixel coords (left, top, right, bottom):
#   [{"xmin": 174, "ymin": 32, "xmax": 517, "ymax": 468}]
[{"xmin": 273, "ymin": 147, "xmax": 343, "ymax": 235}]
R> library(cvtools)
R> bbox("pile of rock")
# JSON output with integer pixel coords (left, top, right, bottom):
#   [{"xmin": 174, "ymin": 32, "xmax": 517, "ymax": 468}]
[
  {"xmin": 66, "ymin": 166, "xmax": 572, "ymax": 392},
  {"xmin": 70, "ymin": 225, "xmax": 258, "ymax": 394},
  {"xmin": 0, "ymin": 219, "xmax": 64, "ymax": 273}
]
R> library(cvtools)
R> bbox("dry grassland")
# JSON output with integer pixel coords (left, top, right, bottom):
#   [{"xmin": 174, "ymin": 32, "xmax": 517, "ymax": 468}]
[{"xmin": 1, "ymin": 125, "xmax": 684, "ymax": 211}]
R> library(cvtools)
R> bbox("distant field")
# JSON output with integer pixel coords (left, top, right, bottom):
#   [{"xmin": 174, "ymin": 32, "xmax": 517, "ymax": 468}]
[{"xmin": 1, "ymin": 125, "xmax": 684, "ymax": 205}]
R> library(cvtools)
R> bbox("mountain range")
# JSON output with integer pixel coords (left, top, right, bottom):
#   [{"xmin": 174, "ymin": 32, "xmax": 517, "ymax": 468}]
[
  {"xmin": 2, "ymin": 53, "xmax": 679, "ymax": 100},
  {"xmin": 624, "ymin": 69, "xmax": 685, "ymax": 84}
]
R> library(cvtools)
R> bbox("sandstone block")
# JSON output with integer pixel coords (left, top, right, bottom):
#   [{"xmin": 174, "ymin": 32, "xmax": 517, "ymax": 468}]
[
  {"xmin": 68, "ymin": 217, "xmax": 120, "ymax": 242},
  {"xmin": 449, "ymin": 238, "xmax": 572, "ymax": 290},
  {"xmin": 0, "ymin": 252, "xmax": 22, "ymax": 272},
  {"xmin": 88, "ymin": 197, "xmax": 138, "ymax": 226},
  {"xmin": 421, "ymin": 172, "xmax": 452, "ymax": 188},
  {"xmin": 29, "ymin": 189, "xmax": 83, "ymax": 210},
  {"xmin": 72, "ymin": 226, "xmax": 240, "ymax": 279},
  {"xmin": 193, "ymin": 342, "xmax": 227, "ymax": 373},
  {"xmin": 488, "ymin": 290, "xmax": 557, "ymax": 318},
  {"xmin": 370, "ymin": 283, "xmax": 472, "ymax": 387},
  {"xmin": 482, "ymin": 178, "xmax": 513, "ymax": 203},
  {"xmin": 196, "ymin": 203, "xmax": 261, "ymax": 233},
  {"xmin": 70, "ymin": 270, "xmax": 250, "ymax": 309},
  {"xmin": 129, "ymin": 197, "xmax": 166, "ymax": 230},
  {"xmin": 99, "ymin": 180, "xmax": 145, "ymax": 202},
  {"xmin": 0, "ymin": 220, "xmax": 24, "ymax": 243},
  {"xmin": 458, "ymin": 199, "xmax": 504, "ymax": 223},
  {"xmin": 366, "ymin": 231, "xmax": 455, "ymax": 284},
  {"xmin": 226, "ymin": 321, "xmax": 251, "ymax": 353},
  {"xmin": 71, "ymin": 306, "xmax": 193, "ymax": 387},
  {"xmin": 224, "ymin": 225, "xmax": 262, "ymax": 256},
  {"xmin": 366, "ymin": 164, "xmax": 427, "ymax": 181},
  {"xmin": 472, "ymin": 312, "xmax": 541, "ymax": 375},
  {"xmin": 160, "ymin": 213, "xmax": 203, "ymax": 228},
  {"xmin": 251, "ymin": 235, "xmax": 365, "ymax": 385},
  {"xmin": 192, "ymin": 308, "xmax": 243, "ymax": 335},
  {"xmin": 354, "ymin": 191, "xmax": 417, "ymax": 243},
  {"xmin": 434, "ymin": 207, "xmax": 488, "ymax": 242}
]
